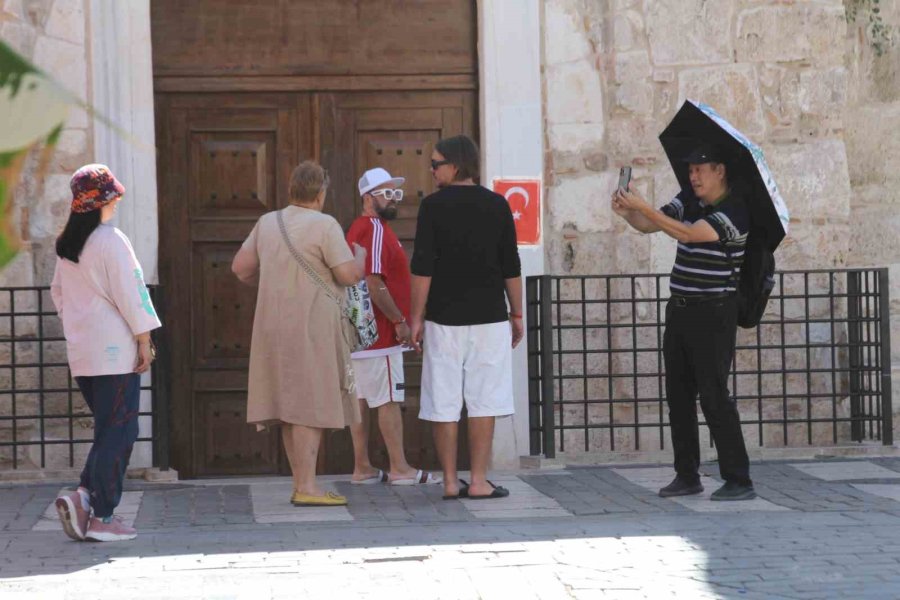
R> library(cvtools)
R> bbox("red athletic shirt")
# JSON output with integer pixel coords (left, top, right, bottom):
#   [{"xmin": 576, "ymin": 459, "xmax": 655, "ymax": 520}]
[{"xmin": 346, "ymin": 216, "xmax": 411, "ymax": 357}]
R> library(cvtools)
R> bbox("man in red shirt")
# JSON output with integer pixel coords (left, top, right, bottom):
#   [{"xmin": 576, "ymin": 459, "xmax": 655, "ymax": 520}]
[{"xmin": 346, "ymin": 168, "xmax": 440, "ymax": 485}]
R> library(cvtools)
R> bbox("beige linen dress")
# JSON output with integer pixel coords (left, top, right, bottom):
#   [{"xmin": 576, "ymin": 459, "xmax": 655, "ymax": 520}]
[{"xmin": 241, "ymin": 206, "xmax": 361, "ymax": 429}]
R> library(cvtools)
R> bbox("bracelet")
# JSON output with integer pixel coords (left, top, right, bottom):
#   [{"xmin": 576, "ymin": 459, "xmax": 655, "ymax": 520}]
[
  {"xmin": 391, "ymin": 316, "xmax": 407, "ymax": 325},
  {"xmin": 509, "ymin": 312, "xmax": 523, "ymax": 320}
]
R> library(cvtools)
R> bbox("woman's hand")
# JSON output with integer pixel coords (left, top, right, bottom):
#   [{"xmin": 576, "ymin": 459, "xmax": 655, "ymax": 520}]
[
  {"xmin": 135, "ymin": 339, "xmax": 154, "ymax": 374},
  {"xmin": 335, "ymin": 244, "xmax": 368, "ymax": 285}
]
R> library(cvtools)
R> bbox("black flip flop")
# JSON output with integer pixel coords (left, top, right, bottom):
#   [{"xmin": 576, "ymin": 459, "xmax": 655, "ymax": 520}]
[
  {"xmin": 442, "ymin": 479, "xmax": 470, "ymax": 500},
  {"xmin": 467, "ymin": 480, "xmax": 510, "ymax": 500}
]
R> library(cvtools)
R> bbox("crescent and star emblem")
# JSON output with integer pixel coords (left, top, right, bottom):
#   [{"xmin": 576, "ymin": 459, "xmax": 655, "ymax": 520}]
[{"xmin": 504, "ymin": 186, "xmax": 530, "ymax": 221}]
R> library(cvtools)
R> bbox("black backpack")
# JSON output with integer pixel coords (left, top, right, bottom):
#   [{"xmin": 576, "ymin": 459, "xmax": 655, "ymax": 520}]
[{"xmin": 723, "ymin": 228, "xmax": 775, "ymax": 329}]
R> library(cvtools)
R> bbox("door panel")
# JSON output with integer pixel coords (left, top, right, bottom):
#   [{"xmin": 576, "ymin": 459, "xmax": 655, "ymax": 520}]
[
  {"xmin": 192, "ymin": 243, "xmax": 256, "ymax": 368},
  {"xmin": 151, "ymin": 0, "xmax": 477, "ymax": 79},
  {"xmin": 189, "ymin": 133, "xmax": 277, "ymax": 218},
  {"xmin": 200, "ymin": 391, "xmax": 281, "ymax": 475},
  {"xmin": 317, "ymin": 91, "xmax": 477, "ymax": 474},
  {"xmin": 357, "ymin": 132, "xmax": 438, "ymax": 256},
  {"xmin": 158, "ymin": 100, "xmax": 301, "ymax": 477}
]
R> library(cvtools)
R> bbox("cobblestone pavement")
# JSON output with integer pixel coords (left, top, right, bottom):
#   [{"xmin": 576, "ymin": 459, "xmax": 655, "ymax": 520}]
[{"xmin": 3, "ymin": 458, "xmax": 900, "ymax": 599}]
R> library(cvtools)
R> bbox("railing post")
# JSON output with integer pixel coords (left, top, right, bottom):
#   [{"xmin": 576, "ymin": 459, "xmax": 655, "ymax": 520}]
[
  {"xmin": 879, "ymin": 268, "xmax": 894, "ymax": 446},
  {"xmin": 526, "ymin": 277, "xmax": 542, "ymax": 455},
  {"xmin": 848, "ymin": 271, "xmax": 863, "ymax": 441},
  {"xmin": 540, "ymin": 275, "xmax": 556, "ymax": 458}
]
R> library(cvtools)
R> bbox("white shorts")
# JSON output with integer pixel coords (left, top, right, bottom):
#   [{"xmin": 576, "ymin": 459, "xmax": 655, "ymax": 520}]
[
  {"xmin": 352, "ymin": 353, "xmax": 405, "ymax": 409},
  {"xmin": 419, "ymin": 320, "xmax": 514, "ymax": 422}
]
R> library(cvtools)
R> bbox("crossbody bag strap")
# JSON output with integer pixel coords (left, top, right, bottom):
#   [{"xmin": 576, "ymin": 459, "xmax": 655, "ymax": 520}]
[{"xmin": 276, "ymin": 208, "xmax": 344, "ymax": 309}]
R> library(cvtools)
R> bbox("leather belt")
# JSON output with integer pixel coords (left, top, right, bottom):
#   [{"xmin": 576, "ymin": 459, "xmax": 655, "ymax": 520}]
[{"xmin": 670, "ymin": 292, "xmax": 734, "ymax": 307}]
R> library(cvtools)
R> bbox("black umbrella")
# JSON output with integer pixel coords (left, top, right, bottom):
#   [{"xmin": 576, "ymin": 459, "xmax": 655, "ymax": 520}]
[{"xmin": 659, "ymin": 100, "xmax": 790, "ymax": 251}]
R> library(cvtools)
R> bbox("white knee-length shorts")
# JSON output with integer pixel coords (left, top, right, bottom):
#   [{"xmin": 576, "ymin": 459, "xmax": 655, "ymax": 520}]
[
  {"xmin": 352, "ymin": 353, "xmax": 405, "ymax": 409},
  {"xmin": 419, "ymin": 320, "xmax": 514, "ymax": 422}
]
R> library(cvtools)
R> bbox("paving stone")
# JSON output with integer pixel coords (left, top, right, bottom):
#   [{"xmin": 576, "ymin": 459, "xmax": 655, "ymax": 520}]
[
  {"xmin": 2, "ymin": 460, "xmax": 900, "ymax": 597},
  {"xmin": 249, "ymin": 481, "xmax": 353, "ymax": 523},
  {"xmin": 790, "ymin": 461, "xmax": 900, "ymax": 481},
  {"xmin": 612, "ymin": 466, "xmax": 791, "ymax": 512}
]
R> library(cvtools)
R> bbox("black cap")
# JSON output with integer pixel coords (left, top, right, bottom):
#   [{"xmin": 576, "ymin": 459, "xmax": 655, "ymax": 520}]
[{"xmin": 682, "ymin": 143, "xmax": 725, "ymax": 164}]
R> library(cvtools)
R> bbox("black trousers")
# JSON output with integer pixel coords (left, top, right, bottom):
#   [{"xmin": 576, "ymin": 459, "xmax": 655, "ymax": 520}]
[{"xmin": 663, "ymin": 296, "xmax": 752, "ymax": 487}]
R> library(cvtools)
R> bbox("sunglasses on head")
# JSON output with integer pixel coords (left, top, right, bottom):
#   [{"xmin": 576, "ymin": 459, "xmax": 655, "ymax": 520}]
[
  {"xmin": 430, "ymin": 159, "xmax": 451, "ymax": 170},
  {"xmin": 371, "ymin": 188, "xmax": 404, "ymax": 202}
]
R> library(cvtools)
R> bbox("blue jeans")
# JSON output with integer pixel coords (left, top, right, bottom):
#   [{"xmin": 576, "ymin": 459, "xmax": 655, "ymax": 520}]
[{"xmin": 76, "ymin": 373, "xmax": 140, "ymax": 519}]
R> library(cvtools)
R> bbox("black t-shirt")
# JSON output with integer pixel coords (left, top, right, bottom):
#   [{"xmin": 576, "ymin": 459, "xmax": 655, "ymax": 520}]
[{"xmin": 410, "ymin": 184, "xmax": 521, "ymax": 325}]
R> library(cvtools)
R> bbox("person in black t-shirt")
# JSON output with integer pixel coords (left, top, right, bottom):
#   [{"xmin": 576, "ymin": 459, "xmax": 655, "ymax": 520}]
[
  {"xmin": 410, "ymin": 135, "xmax": 523, "ymax": 500},
  {"xmin": 611, "ymin": 143, "xmax": 756, "ymax": 502}
]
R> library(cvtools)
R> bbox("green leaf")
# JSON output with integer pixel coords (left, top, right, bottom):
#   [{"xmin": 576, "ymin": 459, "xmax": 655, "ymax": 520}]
[
  {"xmin": 0, "ymin": 42, "xmax": 69, "ymax": 154},
  {"xmin": 0, "ymin": 39, "xmax": 37, "ymax": 97},
  {"xmin": 0, "ymin": 148, "xmax": 27, "ymax": 268}
]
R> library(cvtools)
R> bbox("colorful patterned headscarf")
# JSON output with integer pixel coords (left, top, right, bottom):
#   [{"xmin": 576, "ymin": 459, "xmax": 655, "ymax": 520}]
[{"xmin": 70, "ymin": 164, "xmax": 125, "ymax": 214}]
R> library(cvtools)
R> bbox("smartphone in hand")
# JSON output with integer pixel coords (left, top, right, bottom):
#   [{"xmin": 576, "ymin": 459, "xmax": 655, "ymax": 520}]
[{"xmin": 618, "ymin": 167, "xmax": 632, "ymax": 191}]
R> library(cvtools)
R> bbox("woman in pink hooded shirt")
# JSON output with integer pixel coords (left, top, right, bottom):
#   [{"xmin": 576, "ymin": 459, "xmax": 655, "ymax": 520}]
[{"xmin": 50, "ymin": 164, "xmax": 161, "ymax": 542}]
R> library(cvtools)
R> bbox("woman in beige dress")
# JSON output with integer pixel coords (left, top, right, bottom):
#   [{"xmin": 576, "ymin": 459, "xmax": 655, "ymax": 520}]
[{"xmin": 232, "ymin": 161, "xmax": 365, "ymax": 506}]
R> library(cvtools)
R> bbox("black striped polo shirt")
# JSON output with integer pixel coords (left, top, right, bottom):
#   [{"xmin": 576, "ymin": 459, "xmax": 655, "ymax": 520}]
[{"xmin": 660, "ymin": 190, "xmax": 749, "ymax": 296}]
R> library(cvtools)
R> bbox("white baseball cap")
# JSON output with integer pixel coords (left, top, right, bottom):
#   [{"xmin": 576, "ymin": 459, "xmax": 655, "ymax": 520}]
[{"xmin": 358, "ymin": 167, "xmax": 405, "ymax": 196}]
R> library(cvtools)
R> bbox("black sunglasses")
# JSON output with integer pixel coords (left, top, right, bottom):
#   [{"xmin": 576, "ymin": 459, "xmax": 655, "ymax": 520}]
[{"xmin": 430, "ymin": 159, "xmax": 451, "ymax": 170}]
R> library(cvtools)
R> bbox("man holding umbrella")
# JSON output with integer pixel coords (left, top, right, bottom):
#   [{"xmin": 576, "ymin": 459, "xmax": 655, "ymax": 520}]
[
  {"xmin": 611, "ymin": 100, "xmax": 789, "ymax": 501},
  {"xmin": 611, "ymin": 142, "xmax": 756, "ymax": 501}
]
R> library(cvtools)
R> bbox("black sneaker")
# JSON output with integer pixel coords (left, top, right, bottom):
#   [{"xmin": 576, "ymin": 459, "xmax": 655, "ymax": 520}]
[
  {"xmin": 658, "ymin": 477, "xmax": 704, "ymax": 498},
  {"xmin": 710, "ymin": 481, "xmax": 757, "ymax": 501}
]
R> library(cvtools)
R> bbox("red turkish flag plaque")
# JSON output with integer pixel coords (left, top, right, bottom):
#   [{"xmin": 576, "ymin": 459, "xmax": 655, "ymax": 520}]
[{"xmin": 493, "ymin": 178, "xmax": 541, "ymax": 245}]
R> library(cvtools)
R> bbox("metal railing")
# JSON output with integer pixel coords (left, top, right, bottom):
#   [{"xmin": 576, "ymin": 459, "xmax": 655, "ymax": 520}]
[
  {"xmin": 526, "ymin": 269, "xmax": 893, "ymax": 458},
  {"xmin": 0, "ymin": 286, "xmax": 169, "ymax": 470}
]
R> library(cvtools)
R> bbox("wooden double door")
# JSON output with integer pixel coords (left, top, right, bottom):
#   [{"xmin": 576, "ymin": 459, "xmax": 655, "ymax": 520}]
[{"xmin": 156, "ymin": 91, "xmax": 476, "ymax": 477}]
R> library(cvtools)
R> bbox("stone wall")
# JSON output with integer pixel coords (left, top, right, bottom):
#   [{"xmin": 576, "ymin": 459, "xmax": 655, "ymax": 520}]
[
  {"xmin": 1, "ymin": 0, "xmax": 92, "ymax": 287},
  {"xmin": 543, "ymin": 0, "xmax": 852, "ymax": 276},
  {"xmin": 843, "ymin": 0, "xmax": 900, "ymax": 440},
  {"xmin": 540, "ymin": 0, "xmax": 890, "ymax": 453},
  {"xmin": 0, "ymin": 0, "xmax": 94, "ymax": 469}
]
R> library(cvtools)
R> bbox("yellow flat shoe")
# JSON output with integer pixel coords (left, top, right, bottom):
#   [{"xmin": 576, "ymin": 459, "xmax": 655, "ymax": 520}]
[{"xmin": 290, "ymin": 491, "xmax": 348, "ymax": 507}]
